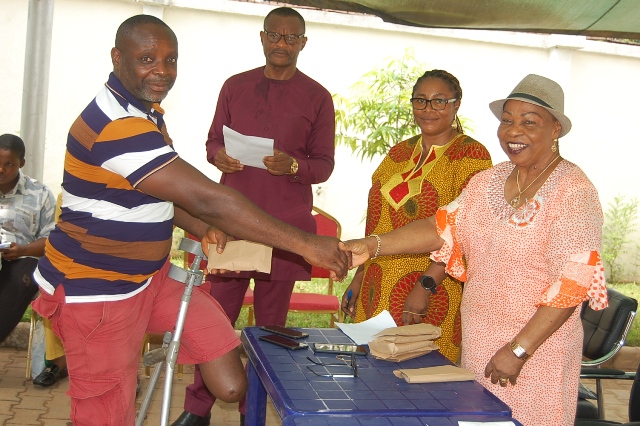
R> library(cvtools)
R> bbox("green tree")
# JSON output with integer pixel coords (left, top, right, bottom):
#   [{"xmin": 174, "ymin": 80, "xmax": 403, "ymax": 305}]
[
  {"xmin": 602, "ymin": 195, "xmax": 639, "ymax": 283},
  {"xmin": 333, "ymin": 48, "xmax": 424, "ymax": 160}
]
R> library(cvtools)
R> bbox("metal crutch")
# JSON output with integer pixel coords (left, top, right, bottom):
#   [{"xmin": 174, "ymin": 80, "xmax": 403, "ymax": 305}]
[{"xmin": 136, "ymin": 237, "xmax": 206, "ymax": 426}]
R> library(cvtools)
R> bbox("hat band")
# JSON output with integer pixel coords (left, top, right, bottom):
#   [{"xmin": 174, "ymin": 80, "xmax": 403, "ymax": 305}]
[{"xmin": 507, "ymin": 92, "xmax": 553, "ymax": 109}]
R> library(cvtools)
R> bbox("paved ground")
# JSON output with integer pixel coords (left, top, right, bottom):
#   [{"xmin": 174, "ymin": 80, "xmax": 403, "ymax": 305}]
[
  {"xmin": 0, "ymin": 345, "xmax": 635, "ymax": 425},
  {"xmin": 0, "ymin": 347, "xmax": 282, "ymax": 425}
]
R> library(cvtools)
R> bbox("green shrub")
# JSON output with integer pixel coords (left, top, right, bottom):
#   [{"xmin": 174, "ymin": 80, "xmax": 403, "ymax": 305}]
[{"xmin": 602, "ymin": 196, "xmax": 638, "ymax": 283}]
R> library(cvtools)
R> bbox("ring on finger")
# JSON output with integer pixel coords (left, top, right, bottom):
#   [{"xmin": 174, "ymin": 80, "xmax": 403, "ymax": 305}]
[{"xmin": 499, "ymin": 377, "xmax": 508, "ymax": 385}]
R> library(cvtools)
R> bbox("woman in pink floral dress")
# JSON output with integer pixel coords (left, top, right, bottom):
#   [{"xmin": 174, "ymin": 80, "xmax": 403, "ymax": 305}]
[{"xmin": 344, "ymin": 74, "xmax": 608, "ymax": 425}]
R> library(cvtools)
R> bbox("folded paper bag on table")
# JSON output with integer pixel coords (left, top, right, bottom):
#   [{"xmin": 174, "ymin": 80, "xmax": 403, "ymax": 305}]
[
  {"xmin": 393, "ymin": 365, "xmax": 475, "ymax": 383},
  {"xmin": 369, "ymin": 339, "xmax": 439, "ymax": 357},
  {"xmin": 369, "ymin": 346, "xmax": 438, "ymax": 362},
  {"xmin": 207, "ymin": 240, "xmax": 272, "ymax": 273},
  {"xmin": 368, "ymin": 323, "xmax": 442, "ymax": 361},
  {"xmin": 373, "ymin": 323, "xmax": 442, "ymax": 341}
]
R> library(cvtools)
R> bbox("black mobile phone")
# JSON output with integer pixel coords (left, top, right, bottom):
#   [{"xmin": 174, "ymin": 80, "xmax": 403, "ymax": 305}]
[
  {"xmin": 312, "ymin": 343, "xmax": 368, "ymax": 356},
  {"xmin": 259, "ymin": 325, "xmax": 309, "ymax": 339},
  {"xmin": 259, "ymin": 334, "xmax": 310, "ymax": 350}
]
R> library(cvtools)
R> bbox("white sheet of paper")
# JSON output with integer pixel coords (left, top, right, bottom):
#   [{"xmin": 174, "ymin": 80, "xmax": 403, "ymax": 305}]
[
  {"xmin": 223, "ymin": 125, "xmax": 274, "ymax": 170},
  {"xmin": 335, "ymin": 310, "xmax": 397, "ymax": 345},
  {"xmin": 458, "ymin": 422, "xmax": 516, "ymax": 426}
]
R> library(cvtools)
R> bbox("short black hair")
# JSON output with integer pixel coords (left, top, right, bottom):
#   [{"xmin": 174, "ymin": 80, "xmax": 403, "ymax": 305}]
[
  {"xmin": 264, "ymin": 7, "xmax": 306, "ymax": 33},
  {"xmin": 115, "ymin": 14, "xmax": 175, "ymax": 49},
  {"xmin": 0, "ymin": 134, "xmax": 26, "ymax": 159}
]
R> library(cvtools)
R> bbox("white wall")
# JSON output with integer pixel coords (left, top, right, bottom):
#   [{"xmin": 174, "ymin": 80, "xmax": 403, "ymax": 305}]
[{"xmin": 2, "ymin": 0, "xmax": 639, "ymax": 279}]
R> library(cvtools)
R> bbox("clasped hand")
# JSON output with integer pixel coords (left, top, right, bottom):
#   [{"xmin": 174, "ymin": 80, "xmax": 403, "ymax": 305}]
[{"xmin": 213, "ymin": 148, "xmax": 294, "ymax": 176}]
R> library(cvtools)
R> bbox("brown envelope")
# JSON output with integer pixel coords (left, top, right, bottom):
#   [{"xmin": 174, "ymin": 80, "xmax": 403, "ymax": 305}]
[
  {"xmin": 373, "ymin": 323, "xmax": 442, "ymax": 341},
  {"xmin": 369, "ymin": 324, "xmax": 441, "ymax": 361},
  {"xmin": 207, "ymin": 240, "xmax": 272, "ymax": 273},
  {"xmin": 393, "ymin": 365, "xmax": 476, "ymax": 383},
  {"xmin": 370, "ymin": 347, "xmax": 435, "ymax": 362},
  {"xmin": 369, "ymin": 339, "xmax": 439, "ymax": 356}
]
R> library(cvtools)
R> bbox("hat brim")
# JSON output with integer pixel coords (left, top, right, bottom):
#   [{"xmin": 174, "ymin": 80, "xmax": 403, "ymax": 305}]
[{"xmin": 489, "ymin": 97, "xmax": 572, "ymax": 138}]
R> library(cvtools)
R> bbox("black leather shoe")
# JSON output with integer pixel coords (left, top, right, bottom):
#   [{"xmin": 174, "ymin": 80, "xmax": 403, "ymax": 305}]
[
  {"xmin": 170, "ymin": 411, "xmax": 211, "ymax": 426},
  {"xmin": 33, "ymin": 364, "xmax": 68, "ymax": 387}
]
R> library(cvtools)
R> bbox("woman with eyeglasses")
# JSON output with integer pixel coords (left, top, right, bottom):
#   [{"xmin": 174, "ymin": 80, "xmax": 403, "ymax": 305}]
[
  {"xmin": 343, "ymin": 74, "xmax": 608, "ymax": 425},
  {"xmin": 340, "ymin": 69, "xmax": 492, "ymax": 363}
]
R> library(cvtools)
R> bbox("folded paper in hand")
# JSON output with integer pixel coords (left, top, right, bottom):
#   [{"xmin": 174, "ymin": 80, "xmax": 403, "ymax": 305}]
[
  {"xmin": 368, "ymin": 323, "xmax": 441, "ymax": 362},
  {"xmin": 393, "ymin": 365, "xmax": 475, "ymax": 383},
  {"xmin": 207, "ymin": 240, "xmax": 272, "ymax": 273}
]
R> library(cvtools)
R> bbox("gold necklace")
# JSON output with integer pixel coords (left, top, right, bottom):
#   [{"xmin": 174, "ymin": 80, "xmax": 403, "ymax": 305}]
[{"xmin": 510, "ymin": 155, "xmax": 560, "ymax": 207}]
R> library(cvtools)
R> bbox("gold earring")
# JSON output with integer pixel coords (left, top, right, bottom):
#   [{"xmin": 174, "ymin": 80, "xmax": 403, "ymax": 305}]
[{"xmin": 551, "ymin": 139, "xmax": 558, "ymax": 152}]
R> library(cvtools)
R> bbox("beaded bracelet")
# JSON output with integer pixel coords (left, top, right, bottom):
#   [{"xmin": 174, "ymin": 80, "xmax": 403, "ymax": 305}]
[{"xmin": 369, "ymin": 234, "xmax": 381, "ymax": 259}]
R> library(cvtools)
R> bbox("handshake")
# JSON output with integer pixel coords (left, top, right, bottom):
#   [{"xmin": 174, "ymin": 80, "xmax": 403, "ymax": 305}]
[
  {"xmin": 302, "ymin": 236, "xmax": 377, "ymax": 282},
  {"xmin": 312, "ymin": 216, "xmax": 441, "ymax": 281}
]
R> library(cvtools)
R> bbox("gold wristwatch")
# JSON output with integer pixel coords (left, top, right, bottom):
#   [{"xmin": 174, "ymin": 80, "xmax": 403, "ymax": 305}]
[
  {"xmin": 509, "ymin": 340, "xmax": 532, "ymax": 361},
  {"xmin": 288, "ymin": 157, "xmax": 299, "ymax": 175}
]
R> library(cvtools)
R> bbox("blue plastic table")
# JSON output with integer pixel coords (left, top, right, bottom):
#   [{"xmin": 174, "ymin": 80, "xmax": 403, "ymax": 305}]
[
  {"xmin": 241, "ymin": 327, "xmax": 515, "ymax": 426},
  {"xmin": 282, "ymin": 415, "xmax": 523, "ymax": 426}
]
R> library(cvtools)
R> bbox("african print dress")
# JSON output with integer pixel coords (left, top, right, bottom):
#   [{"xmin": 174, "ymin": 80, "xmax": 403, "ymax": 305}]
[
  {"xmin": 354, "ymin": 133, "xmax": 491, "ymax": 362},
  {"xmin": 431, "ymin": 160, "xmax": 608, "ymax": 425}
]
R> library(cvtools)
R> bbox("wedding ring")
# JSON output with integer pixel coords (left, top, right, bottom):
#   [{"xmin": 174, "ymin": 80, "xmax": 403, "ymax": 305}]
[{"xmin": 499, "ymin": 377, "xmax": 508, "ymax": 385}]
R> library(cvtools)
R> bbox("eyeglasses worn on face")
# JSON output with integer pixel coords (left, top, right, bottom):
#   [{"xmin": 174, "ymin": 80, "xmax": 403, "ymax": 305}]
[
  {"xmin": 263, "ymin": 30, "xmax": 305, "ymax": 45},
  {"xmin": 410, "ymin": 97, "xmax": 457, "ymax": 111}
]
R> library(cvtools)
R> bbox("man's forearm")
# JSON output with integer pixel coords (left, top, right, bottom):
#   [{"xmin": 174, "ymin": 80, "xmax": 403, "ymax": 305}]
[
  {"xmin": 20, "ymin": 238, "xmax": 47, "ymax": 257},
  {"xmin": 173, "ymin": 206, "xmax": 210, "ymax": 239}
]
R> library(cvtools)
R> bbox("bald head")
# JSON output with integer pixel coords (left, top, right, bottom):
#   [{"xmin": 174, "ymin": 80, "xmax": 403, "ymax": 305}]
[{"xmin": 115, "ymin": 14, "xmax": 175, "ymax": 50}]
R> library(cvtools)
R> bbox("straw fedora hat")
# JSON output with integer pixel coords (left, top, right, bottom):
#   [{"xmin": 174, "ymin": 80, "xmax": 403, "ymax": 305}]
[{"xmin": 489, "ymin": 74, "xmax": 572, "ymax": 137}]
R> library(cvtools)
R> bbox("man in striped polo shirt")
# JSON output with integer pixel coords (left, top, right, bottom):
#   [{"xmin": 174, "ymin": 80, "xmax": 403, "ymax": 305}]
[{"xmin": 32, "ymin": 14, "xmax": 348, "ymax": 425}]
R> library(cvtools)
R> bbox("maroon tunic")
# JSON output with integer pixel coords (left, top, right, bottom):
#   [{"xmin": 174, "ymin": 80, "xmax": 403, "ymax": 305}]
[{"xmin": 206, "ymin": 66, "xmax": 335, "ymax": 280}]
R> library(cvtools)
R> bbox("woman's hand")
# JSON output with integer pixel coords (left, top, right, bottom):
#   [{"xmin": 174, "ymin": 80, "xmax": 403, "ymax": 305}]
[
  {"xmin": 484, "ymin": 343, "xmax": 526, "ymax": 387},
  {"xmin": 341, "ymin": 267, "xmax": 364, "ymax": 319},
  {"xmin": 341, "ymin": 238, "xmax": 375, "ymax": 268},
  {"xmin": 401, "ymin": 282, "xmax": 431, "ymax": 325}
]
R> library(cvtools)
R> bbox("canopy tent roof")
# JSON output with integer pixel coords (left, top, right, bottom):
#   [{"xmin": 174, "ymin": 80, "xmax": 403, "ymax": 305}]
[{"xmin": 262, "ymin": 0, "xmax": 640, "ymax": 40}]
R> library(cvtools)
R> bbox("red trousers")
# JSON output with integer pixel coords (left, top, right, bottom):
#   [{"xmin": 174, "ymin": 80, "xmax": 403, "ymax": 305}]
[{"xmin": 33, "ymin": 260, "xmax": 239, "ymax": 425}]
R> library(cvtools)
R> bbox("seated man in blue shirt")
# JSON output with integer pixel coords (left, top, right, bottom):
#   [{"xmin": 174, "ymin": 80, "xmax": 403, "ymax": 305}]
[{"xmin": 0, "ymin": 133, "xmax": 56, "ymax": 343}]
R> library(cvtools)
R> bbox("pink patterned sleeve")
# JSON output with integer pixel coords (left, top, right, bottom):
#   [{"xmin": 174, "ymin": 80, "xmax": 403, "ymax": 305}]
[
  {"xmin": 430, "ymin": 195, "xmax": 467, "ymax": 282},
  {"xmin": 538, "ymin": 174, "xmax": 608, "ymax": 311},
  {"xmin": 538, "ymin": 251, "xmax": 608, "ymax": 310}
]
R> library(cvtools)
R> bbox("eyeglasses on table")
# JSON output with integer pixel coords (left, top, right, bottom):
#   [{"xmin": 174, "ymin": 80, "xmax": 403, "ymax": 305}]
[{"xmin": 306, "ymin": 354, "xmax": 358, "ymax": 378}]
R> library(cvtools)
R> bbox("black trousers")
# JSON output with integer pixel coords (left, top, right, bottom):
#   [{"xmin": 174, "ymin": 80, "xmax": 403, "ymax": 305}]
[{"xmin": 0, "ymin": 257, "xmax": 39, "ymax": 342}]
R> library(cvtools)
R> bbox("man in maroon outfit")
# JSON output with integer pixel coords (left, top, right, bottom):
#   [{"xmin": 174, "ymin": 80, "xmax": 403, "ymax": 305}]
[{"xmin": 173, "ymin": 7, "xmax": 335, "ymax": 426}]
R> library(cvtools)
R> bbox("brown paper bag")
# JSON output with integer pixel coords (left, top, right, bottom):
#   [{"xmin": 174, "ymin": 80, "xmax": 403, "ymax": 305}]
[
  {"xmin": 369, "ymin": 339, "xmax": 438, "ymax": 356},
  {"xmin": 373, "ymin": 323, "xmax": 442, "ymax": 341},
  {"xmin": 393, "ymin": 365, "xmax": 475, "ymax": 383},
  {"xmin": 207, "ymin": 240, "xmax": 272, "ymax": 273},
  {"xmin": 370, "ymin": 347, "xmax": 435, "ymax": 362}
]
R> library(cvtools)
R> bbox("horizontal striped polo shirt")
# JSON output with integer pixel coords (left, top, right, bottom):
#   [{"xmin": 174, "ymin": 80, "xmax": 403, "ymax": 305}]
[{"xmin": 34, "ymin": 73, "xmax": 179, "ymax": 303}]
